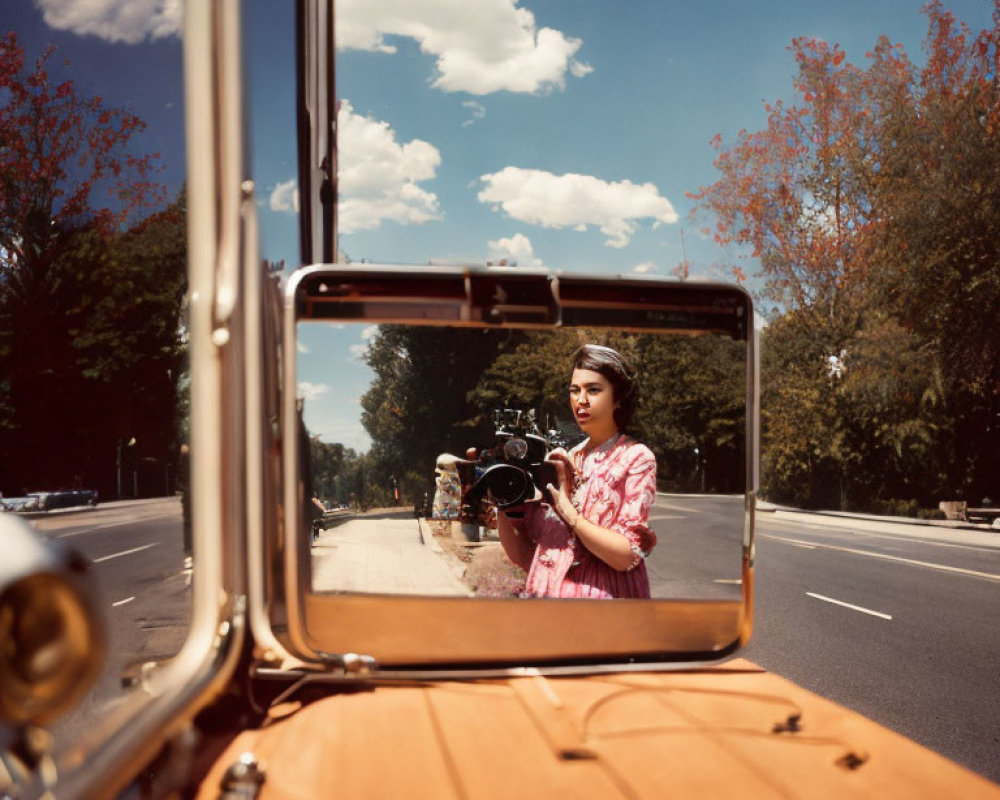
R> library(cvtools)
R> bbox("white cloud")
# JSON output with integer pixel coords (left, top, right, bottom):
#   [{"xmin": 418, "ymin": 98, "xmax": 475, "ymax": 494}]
[
  {"xmin": 478, "ymin": 167, "xmax": 678, "ymax": 248},
  {"xmin": 336, "ymin": 0, "xmax": 590, "ymax": 95},
  {"xmin": 462, "ymin": 100, "xmax": 487, "ymax": 128},
  {"xmin": 633, "ymin": 262, "xmax": 657, "ymax": 274},
  {"xmin": 298, "ymin": 381, "xmax": 330, "ymax": 402},
  {"xmin": 487, "ymin": 233, "xmax": 542, "ymax": 267},
  {"xmin": 297, "ymin": 340, "xmax": 310, "ymax": 354},
  {"xmin": 36, "ymin": 0, "xmax": 181, "ymax": 43},
  {"xmin": 270, "ymin": 180, "xmax": 300, "ymax": 215},
  {"xmin": 338, "ymin": 101, "xmax": 443, "ymax": 233},
  {"xmin": 348, "ymin": 325, "xmax": 380, "ymax": 360}
]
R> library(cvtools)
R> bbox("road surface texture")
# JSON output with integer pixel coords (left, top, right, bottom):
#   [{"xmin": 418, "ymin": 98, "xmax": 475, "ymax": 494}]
[
  {"xmin": 744, "ymin": 508, "xmax": 1000, "ymax": 783},
  {"xmin": 27, "ymin": 497, "xmax": 190, "ymax": 758}
]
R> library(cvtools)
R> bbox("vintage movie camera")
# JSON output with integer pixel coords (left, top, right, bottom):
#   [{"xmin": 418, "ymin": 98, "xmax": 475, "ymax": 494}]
[{"xmin": 455, "ymin": 409, "xmax": 566, "ymax": 520}]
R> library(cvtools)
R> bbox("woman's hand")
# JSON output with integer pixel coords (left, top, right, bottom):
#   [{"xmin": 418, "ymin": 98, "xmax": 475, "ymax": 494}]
[
  {"xmin": 545, "ymin": 459, "xmax": 578, "ymax": 529},
  {"xmin": 546, "ymin": 449, "xmax": 576, "ymax": 493}
]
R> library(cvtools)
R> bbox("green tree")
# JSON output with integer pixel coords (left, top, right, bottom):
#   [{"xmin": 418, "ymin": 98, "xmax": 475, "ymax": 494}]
[
  {"xmin": 468, "ymin": 329, "xmax": 581, "ymax": 434},
  {"xmin": 866, "ymin": 2, "xmax": 1000, "ymax": 500},
  {"xmin": 693, "ymin": 3, "xmax": 1000, "ymax": 509},
  {"xmin": 471, "ymin": 329, "xmax": 747, "ymax": 493},
  {"xmin": 360, "ymin": 326, "xmax": 507, "ymax": 503},
  {"xmin": 309, "ymin": 437, "xmax": 349, "ymax": 503},
  {"xmin": 0, "ymin": 35, "xmax": 180, "ymax": 497}
]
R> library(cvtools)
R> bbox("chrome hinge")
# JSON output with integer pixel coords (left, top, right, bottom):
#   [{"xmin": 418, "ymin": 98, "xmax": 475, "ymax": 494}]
[
  {"xmin": 331, "ymin": 652, "xmax": 379, "ymax": 677},
  {"xmin": 218, "ymin": 752, "xmax": 265, "ymax": 799}
]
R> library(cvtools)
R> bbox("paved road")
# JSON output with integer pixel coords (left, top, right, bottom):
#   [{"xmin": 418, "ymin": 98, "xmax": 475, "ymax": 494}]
[
  {"xmin": 743, "ymin": 510, "xmax": 1000, "ymax": 783},
  {"xmin": 646, "ymin": 493, "xmax": 744, "ymax": 599},
  {"xmin": 28, "ymin": 498, "xmax": 190, "ymax": 756}
]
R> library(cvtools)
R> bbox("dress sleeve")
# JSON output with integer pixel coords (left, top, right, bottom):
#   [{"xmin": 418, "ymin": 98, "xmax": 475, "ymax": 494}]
[{"xmin": 610, "ymin": 447, "xmax": 658, "ymax": 561}]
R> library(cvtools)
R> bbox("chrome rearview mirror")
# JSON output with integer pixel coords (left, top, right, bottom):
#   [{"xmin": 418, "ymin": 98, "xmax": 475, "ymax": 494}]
[{"xmin": 278, "ymin": 266, "xmax": 757, "ymax": 667}]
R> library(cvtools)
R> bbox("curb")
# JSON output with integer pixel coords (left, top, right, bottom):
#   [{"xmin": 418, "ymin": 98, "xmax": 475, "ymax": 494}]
[
  {"xmin": 757, "ymin": 503, "xmax": 997, "ymax": 533},
  {"xmin": 417, "ymin": 516, "xmax": 442, "ymax": 552}
]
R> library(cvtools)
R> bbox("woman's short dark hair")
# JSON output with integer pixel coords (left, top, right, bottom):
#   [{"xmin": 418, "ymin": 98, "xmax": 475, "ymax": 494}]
[{"xmin": 572, "ymin": 344, "xmax": 639, "ymax": 430}]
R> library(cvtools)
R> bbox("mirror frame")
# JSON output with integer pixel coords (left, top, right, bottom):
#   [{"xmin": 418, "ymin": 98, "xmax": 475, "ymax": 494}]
[{"xmin": 273, "ymin": 265, "xmax": 758, "ymax": 668}]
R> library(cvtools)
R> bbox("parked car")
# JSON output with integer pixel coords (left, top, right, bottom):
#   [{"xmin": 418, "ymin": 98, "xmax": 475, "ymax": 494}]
[
  {"xmin": 0, "ymin": 495, "xmax": 39, "ymax": 513},
  {"xmin": 1, "ymin": 490, "xmax": 98, "ymax": 513}
]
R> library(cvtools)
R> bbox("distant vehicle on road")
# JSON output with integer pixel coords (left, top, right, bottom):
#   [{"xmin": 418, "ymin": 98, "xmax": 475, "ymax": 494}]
[
  {"xmin": 0, "ymin": 495, "xmax": 39, "ymax": 512},
  {"xmin": 1, "ymin": 489, "xmax": 98, "ymax": 512}
]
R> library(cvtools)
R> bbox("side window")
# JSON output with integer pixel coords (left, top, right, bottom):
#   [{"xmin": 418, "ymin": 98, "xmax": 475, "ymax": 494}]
[{"xmin": 0, "ymin": 5, "xmax": 190, "ymax": 761}]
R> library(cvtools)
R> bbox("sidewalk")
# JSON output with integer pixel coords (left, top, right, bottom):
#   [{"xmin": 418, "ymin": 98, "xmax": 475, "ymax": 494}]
[
  {"xmin": 311, "ymin": 515, "xmax": 470, "ymax": 595},
  {"xmin": 757, "ymin": 500, "xmax": 1000, "ymax": 548}
]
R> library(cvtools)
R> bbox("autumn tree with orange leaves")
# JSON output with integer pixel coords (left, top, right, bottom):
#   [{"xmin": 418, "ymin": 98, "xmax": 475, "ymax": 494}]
[
  {"xmin": 0, "ymin": 33, "xmax": 186, "ymax": 499},
  {"xmin": 692, "ymin": 2, "xmax": 1000, "ymax": 509}
]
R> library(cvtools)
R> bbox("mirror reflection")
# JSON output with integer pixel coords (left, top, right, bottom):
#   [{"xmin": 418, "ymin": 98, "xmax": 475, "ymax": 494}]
[{"xmin": 300, "ymin": 324, "xmax": 746, "ymax": 600}]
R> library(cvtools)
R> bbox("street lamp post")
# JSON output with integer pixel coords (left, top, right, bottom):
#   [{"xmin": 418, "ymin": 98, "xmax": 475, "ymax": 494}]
[
  {"xmin": 826, "ymin": 350, "xmax": 847, "ymax": 509},
  {"xmin": 694, "ymin": 446, "xmax": 704, "ymax": 493},
  {"xmin": 117, "ymin": 437, "xmax": 136, "ymax": 499}
]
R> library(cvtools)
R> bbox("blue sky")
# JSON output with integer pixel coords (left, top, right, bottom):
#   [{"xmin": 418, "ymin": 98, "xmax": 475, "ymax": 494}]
[{"xmin": 8, "ymin": 0, "xmax": 997, "ymax": 450}]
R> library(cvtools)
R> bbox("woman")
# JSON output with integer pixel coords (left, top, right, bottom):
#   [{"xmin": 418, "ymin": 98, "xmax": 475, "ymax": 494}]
[{"xmin": 497, "ymin": 344, "xmax": 658, "ymax": 598}]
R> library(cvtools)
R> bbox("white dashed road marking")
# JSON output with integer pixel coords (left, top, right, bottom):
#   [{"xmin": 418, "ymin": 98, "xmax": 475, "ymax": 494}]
[
  {"xmin": 806, "ymin": 592, "xmax": 892, "ymax": 620},
  {"xmin": 93, "ymin": 543, "xmax": 160, "ymax": 563}
]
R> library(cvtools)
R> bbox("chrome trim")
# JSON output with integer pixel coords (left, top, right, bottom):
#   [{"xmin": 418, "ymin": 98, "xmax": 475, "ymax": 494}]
[
  {"xmin": 278, "ymin": 266, "xmax": 323, "ymax": 660},
  {"xmin": 278, "ymin": 265, "xmax": 757, "ymax": 665},
  {"xmin": 242, "ymin": 177, "xmax": 294, "ymax": 663},
  {"xmin": 251, "ymin": 656, "xmax": 761, "ymax": 689}
]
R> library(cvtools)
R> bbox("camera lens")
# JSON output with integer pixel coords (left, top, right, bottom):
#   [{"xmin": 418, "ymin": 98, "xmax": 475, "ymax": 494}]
[
  {"xmin": 503, "ymin": 437, "xmax": 529, "ymax": 462},
  {"xmin": 479, "ymin": 463, "xmax": 532, "ymax": 508}
]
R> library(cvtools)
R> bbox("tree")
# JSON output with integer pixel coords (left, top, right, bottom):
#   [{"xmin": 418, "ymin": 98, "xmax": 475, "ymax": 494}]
[
  {"xmin": 467, "ymin": 329, "xmax": 581, "ymax": 434},
  {"xmin": 471, "ymin": 329, "xmax": 747, "ymax": 493},
  {"xmin": 359, "ymin": 326, "xmax": 507, "ymax": 503},
  {"xmin": 867, "ymin": 2, "xmax": 1000, "ymax": 500},
  {"xmin": 693, "ymin": 3, "xmax": 1000, "ymax": 509},
  {"xmin": 0, "ymin": 33, "xmax": 164, "ymax": 272},
  {"xmin": 0, "ymin": 34, "xmax": 178, "ymax": 497},
  {"xmin": 689, "ymin": 37, "xmax": 880, "ymax": 321},
  {"xmin": 758, "ymin": 308, "xmax": 938, "ymax": 508}
]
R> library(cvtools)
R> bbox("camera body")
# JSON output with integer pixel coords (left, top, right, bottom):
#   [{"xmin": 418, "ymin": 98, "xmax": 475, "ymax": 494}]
[{"xmin": 455, "ymin": 409, "xmax": 564, "ymax": 521}]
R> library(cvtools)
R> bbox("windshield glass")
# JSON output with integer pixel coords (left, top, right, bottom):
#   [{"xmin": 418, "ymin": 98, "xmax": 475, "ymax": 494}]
[{"xmin": 2, "ymin": 1, "xmax": 189, "ymax": 764}]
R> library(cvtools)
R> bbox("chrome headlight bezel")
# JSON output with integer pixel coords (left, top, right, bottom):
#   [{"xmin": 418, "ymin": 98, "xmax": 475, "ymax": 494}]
[{"xmin": 0, "ymin": 516, "xmax": 107, "ymax": 728}]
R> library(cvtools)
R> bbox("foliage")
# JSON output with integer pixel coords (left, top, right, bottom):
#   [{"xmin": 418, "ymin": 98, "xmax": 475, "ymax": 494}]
[
  {"xmin": 358, "ymin": 326, "xmax": 508, "ymax": 503},
  {"xmin": 467, "ymin": 328, "xmax": 581, "ymax": 434},
  {"xmin": 0, "ymin": 33, "xmax": 164, "ymax": 264},
  {"xmin": 345, "ymin": 326, "xmax": 748, "ymax": 500},
  {"xmin": 694, "ymin": 2, "xmax": 1000, "ymax": 508},
  {"xmin": 0, "ymin": 36, "xmax": 181, "ymax": 497},
  {"xmin": 309, "ymin": 438, "xmax": 359, "ymax": 506}
]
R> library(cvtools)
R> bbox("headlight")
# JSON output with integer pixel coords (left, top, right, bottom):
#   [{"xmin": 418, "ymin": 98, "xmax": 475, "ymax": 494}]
[{"xmin": 0, "ymin": 516, "xmax": 106, "ymax": 727}]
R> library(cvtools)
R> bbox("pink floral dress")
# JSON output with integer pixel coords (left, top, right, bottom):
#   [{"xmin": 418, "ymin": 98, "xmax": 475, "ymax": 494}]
[{"xmin": 519, "ymin": 435, "xmax": 657, "ymax": 598}]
